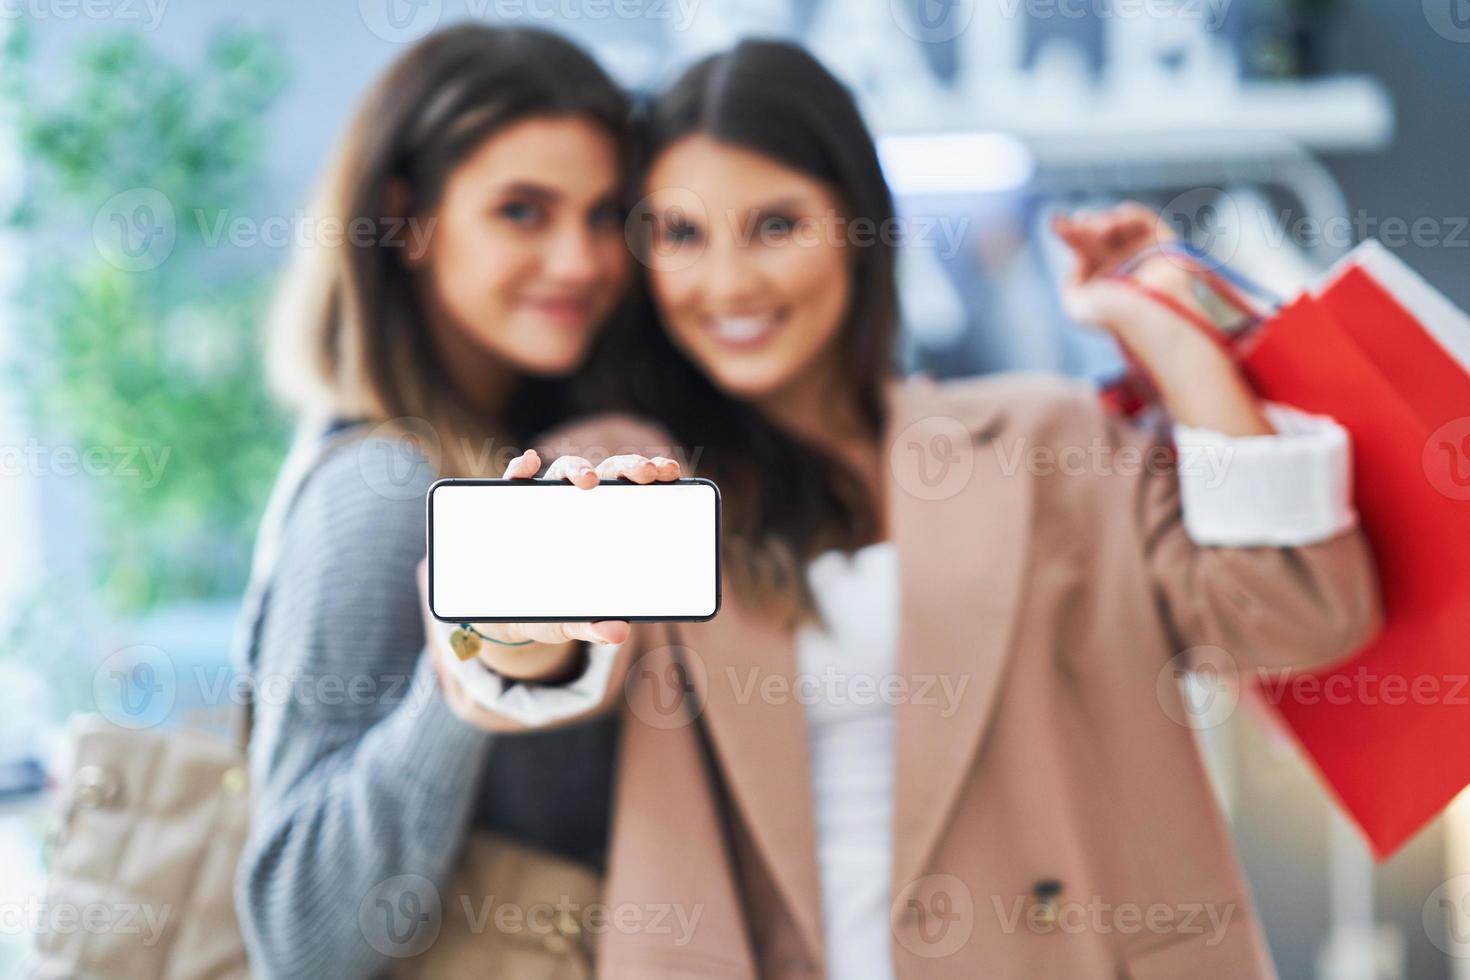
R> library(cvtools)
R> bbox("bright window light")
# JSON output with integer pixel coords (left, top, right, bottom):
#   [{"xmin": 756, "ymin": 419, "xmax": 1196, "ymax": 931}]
[{"xmin": 877, "ymin": 131, "xmax": 1034, "ymax": 196}]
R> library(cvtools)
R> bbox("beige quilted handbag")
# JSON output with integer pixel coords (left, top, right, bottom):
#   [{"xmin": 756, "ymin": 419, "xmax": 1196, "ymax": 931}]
[
  {"xmin": 33, "ymin": 721, "xmax": 601, "ymax": 980},
  {"xmin": 28, "ymin": 715, "xmax": 254, "ymax": 980},
  {"xmin": 27, "ymin": 423, "xmax": 602, "ymax": 979}
]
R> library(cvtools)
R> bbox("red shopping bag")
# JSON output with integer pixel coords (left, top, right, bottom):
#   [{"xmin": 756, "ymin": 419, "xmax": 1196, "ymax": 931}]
[
  {"xmin": 1237, "ymin": 244, "xmax": 1470, "ymax": 858},
  {"xmin": 1103, "ymin": 241, "xmax": 1470, "ymax": 857}
]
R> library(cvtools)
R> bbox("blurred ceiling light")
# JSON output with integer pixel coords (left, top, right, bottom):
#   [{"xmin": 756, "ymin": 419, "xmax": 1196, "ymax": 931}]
[{"xmin": 877, "ymin": 131, "xmax": 1035, "ymax": 197}]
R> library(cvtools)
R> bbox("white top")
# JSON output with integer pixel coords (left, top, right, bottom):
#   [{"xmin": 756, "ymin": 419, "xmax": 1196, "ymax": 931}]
[
  {"xmin": 443, "ymin": 402, "xmax": 1359, "ymax": 976},
  {"xmin": 798, "ymin": 542, "xmax": 902, "ymax": 980}
]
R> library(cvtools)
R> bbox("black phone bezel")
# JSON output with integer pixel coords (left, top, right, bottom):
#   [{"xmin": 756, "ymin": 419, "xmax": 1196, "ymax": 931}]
[{"xmin": 426, "ymin": 476, "xmax": 722, "ymax": 623}]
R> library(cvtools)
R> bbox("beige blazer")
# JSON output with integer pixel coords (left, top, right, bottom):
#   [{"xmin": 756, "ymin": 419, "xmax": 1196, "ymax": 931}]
[{"xmin": 475, "ymin": 373, "xmax": 1382, "ymax": 980}]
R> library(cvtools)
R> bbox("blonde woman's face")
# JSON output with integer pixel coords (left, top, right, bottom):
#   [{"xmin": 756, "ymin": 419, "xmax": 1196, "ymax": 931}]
[
  {"xmin": 642, "ymin": 134, "xmax": 852, "ymax": 401},
  {"xmin": 416, "ymin": 115, "xmax": 629, "ymax": 376}
]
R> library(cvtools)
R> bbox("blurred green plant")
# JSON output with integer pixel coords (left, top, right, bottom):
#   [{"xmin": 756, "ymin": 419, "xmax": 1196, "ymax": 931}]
[{"xmin": 2, "ymin": 23, "xmax": 293, "ymax": 612}]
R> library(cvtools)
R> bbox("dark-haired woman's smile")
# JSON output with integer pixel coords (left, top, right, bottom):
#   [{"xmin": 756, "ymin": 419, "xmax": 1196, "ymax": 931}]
[{"xmin": 705, "ymin": 310, "xmax": 788, "ymax": 350}]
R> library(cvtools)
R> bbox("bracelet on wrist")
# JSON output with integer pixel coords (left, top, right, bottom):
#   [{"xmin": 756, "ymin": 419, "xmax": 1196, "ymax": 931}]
[{"xmin": 448, "ymin": 623, "xmax": 534, "ymax": 662}]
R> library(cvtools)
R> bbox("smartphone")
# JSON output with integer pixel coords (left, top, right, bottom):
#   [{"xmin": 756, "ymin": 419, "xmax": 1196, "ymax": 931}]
[{"xmin": 427, "ymin": 478, "xmax": 721, "ymax": 622}]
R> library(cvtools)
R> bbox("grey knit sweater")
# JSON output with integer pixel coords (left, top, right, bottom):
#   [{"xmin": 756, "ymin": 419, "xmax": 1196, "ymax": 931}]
[{"xmin": 234, "ymin": 428, "xmax": 617, "ymax": 979}]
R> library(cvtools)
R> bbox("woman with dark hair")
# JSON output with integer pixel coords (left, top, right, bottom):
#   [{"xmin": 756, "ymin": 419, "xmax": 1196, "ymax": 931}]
[
  {"xmin": 237, "ymin": 24, "xmax": 664, "ymax": 979},
  {"xmin": 424, "ymin": 40, "xmax": 1380, "ymax": 978}
]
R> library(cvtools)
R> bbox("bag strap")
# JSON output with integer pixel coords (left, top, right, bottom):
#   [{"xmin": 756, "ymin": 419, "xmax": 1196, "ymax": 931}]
[
  {"xmin": 231, "ymin": 417, "xmax": 374, "ymax": 752},
  {"xmin": 1113, "ymin": 240, "xmax": 1283, "ymax": 312},
  {"xmin": 1098, "ymin": 244, "xmax": 1282, "ymax": 419},
  {"xmin": 667, "ymin": 627, "xmax": 756, "ymax": 957}
]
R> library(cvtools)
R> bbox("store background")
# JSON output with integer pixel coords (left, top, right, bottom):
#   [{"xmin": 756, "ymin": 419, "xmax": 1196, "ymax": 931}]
[{"xmin": 0, "ymin": 0, "xmax": 1467, "ymax": 976}]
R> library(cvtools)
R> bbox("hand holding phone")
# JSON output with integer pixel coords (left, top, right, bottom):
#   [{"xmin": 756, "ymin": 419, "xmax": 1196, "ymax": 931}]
[{"xmin": 426, "ymin": 448, "xmax": 720, "ymax": 681}]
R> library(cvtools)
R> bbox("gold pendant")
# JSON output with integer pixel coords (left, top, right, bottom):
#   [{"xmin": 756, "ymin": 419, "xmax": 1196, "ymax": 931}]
[{"xmin": 449, "ymin": 627, "xmax": 482, "ymax": 662}]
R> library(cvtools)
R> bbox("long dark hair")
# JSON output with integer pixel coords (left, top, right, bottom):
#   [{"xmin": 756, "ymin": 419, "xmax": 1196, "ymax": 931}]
[
  {"xmin": 269, "ymin": 25, "xmax": 633, "ymax": 468},
  {"xmin": 603, "ymin": 39, "xmax": 900, "ymax": 622}
]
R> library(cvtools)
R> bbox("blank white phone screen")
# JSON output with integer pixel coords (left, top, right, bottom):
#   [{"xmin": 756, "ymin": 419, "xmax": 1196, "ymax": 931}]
[{"xmin": 429, "ymin": 480, "xmax": 719, "ymax": 621}]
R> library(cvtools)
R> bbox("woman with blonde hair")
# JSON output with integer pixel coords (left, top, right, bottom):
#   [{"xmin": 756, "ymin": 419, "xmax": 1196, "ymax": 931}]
[{"xmin": 236, "ymin": 24, "xmax": 645, "ymax": 978}]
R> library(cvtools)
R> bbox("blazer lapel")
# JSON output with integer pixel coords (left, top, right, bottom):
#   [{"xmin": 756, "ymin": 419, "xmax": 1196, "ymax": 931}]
[
  {"xmin": 666, "ymin": 378, "xmax": 1034, "ymax": 963},
  {"xmin": 887, "ymin": 379, "xmax": 1035, "ymax": 894},
  {"xmin": 673, "ymin": 598, "xmax": 825, "ymax": 965}
]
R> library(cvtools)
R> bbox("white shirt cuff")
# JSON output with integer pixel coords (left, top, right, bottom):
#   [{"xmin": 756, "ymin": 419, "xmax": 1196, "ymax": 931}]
[
  {"xmin": 437, "ymin": 621, "xmax": 621, "ymax": 726},
  {"xmin": 1173, "ymin": 402, "xmax": 1358, "ymax": 547}
]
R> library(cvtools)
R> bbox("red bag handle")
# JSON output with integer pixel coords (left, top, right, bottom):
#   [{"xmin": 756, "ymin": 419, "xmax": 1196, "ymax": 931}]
[{"xmin": 1097, "ymin": 245, "xmax": 1274, "ymax": 417}]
